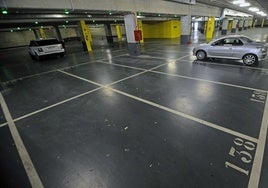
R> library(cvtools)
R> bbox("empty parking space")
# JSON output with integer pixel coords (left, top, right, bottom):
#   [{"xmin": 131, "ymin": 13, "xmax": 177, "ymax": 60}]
[
  {"xmin": 63, "ymin": 62, "xmax": 143, "ymax": 85},
  {"xmin": 14, "ymin": 89, "xmax": 255, "ymax": 188},
  {"xmin": 0, "ymin": 126, "xmax": 31, "ymax": 188},
  {"xmin": 154, "ymin": 60, "xmax": 268, "ymax": 91},
  {"xmin": 2, "ymin": 71, "xmax": 99, "ymax": 119},
  {"xmin": 112, "ymin": 71, "xmax": 265, "ymax": 139}
]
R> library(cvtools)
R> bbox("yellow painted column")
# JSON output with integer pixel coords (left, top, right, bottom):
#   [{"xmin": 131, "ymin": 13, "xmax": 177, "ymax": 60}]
[
  {"xmin": 205, "ymin": 17, "xmax": 215, "ymax": 42},
  {"xmin": 261, "ymin": 18, "xmax": 265, "ymax": 28},
  {"xmin": 39, "ymin": 28, "xmax": 46, "ymax": 39},
  {"xmin": 116, "ymin": 24, "xmax": 122, "ymax": 41},
  {"xmin": 137, "ymin": 20, "xmax": 144, "ymax": 43},
  {"xmin": 228, "ymin": 20, "xmax": 233, "ymax": 30},
  {"xmin": 80, "ymin": 20, "xmax": 92, "ymax": 52}
]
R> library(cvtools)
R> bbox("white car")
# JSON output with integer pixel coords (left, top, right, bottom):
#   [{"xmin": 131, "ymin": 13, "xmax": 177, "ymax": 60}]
[
  {"xmin": 193, "ymin": 35, "xmax": 267, "ymax": 65},
  {"xmin": 28, "ymin": 38, "xmax": 65, "ymax": 60}
]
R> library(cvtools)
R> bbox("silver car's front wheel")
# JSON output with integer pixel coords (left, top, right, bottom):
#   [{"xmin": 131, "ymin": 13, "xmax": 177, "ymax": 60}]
[
  {"xmin": 243, "ymin": 54, "xmax": 257, "ymax": 65},
  {"xmin": 196, "ymin": 50, "xmax": 206, "ymax": 60}
]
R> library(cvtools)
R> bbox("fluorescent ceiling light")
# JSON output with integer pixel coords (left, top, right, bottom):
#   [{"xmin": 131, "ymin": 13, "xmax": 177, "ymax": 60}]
[
  {"xmin": 239, "ymin": 2, "xmax": 250, "ymax": 7},
  {"xmin": 233, "ymin": 0, "xmax": 244, "ymax": 5},
  {"xmin": 249, "ymin": 7, "xmax": 259, "ymax": 12}
]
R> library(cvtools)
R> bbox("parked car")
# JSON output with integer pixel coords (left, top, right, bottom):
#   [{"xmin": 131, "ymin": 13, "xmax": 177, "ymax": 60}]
[
  {"xmin": 28, "ymin": 38, "xmax": 65, "ymax": 60},
  {"xmin": 193, "ymin": 35, "xmax": 267, "ymax": 65}
]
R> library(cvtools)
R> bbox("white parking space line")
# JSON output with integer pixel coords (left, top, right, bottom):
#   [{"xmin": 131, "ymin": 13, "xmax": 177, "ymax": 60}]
[
  {"xmin": 0, "ymin": 93, "xmax": 44, "ymax": 188},
  {"xmin": 248, "ymin": 98, "xmax": 268, "ymax": 188},
  {"xmin": 97, "ymin": 58, "xmax": 268, "ymax": 93},
  {"xmin": 3, "ymin": 53, "xmax": 128, "ymax": 84},
  {"xmin": 13, "ymin": 87, "xmax": 102, "ymax": 122},
  {"xmin": 59, "ymin": 71, "xmax": 258, "ymax": 144},
  {"xmin": 0, "ymin": 122, "xmax": 8, "ymax": 128},
  {"xmin": 181, "ymin": 59, "xmax": 268, "ymax": 72},
  {"xmin": 150, "ymin": 70, "xmax": 268, "ymax": 93}
]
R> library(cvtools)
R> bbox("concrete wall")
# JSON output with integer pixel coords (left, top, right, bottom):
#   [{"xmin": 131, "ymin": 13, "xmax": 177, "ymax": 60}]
[
  {"xmin": 3, "ymin": 0, "xmax": 222, "ymax": 17},
  {"xmin": 0, "ymin": 30, "xmax": 35, "ymax": 48},
  {"xmin": 143, "ymin": 20, "xmax": 181, "ymax": 38}
]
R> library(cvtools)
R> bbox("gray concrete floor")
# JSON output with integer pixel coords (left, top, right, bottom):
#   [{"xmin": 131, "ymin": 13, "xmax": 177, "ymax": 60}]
[{"xmin": 0, "ymin": 28, "xmax": 268, "ymax": 188}]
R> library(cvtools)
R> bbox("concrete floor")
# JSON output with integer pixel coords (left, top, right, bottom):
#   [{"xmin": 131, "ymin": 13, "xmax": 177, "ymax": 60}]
[{"xmin": 0, "ymin": 28, "xmax": 268, "ymax": 188}]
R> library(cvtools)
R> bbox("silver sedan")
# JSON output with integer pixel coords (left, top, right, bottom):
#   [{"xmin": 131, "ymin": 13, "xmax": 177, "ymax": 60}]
[{"xmin": 193, "ymin": 35, "xmax": 267, "ymax": 65}]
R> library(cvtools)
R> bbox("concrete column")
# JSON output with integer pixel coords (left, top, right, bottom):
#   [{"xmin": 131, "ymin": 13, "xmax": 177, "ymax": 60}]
[
  {"xmin": 248, "ymin": 19, "xmax": 253, "ymax": 29},
  {"xmin": 78, "ymin": 20, "xmax": 92, "ymax": 52},
  {"xmin": 253, "ymin": 19, "xmax": 257, "ymax": 28},
  {"xmin": 124, "ymin": 13, "xmax": 141, "ymax": 56},
  {"xmin": 104, "ymin": 24, "xmax": 113, "ymax": 44},
  {"xmin": 244, "ymin": 19, "xmax": 248, "ymax": 30},
  {"xmin": 33, "ymin": 29, "xmax": 39, "ymax": 39},
  {"xmin": 238, "ymin": 19, "xmax": 243, "ymax": 31},
  {"xmin": 116, "ymin": 24, "xmax": 122, "ymax": 42},
  {"xmin": 137, "ymin": 19, "xmax": 144, "ymax": 44},
  {"xmin": 180, "ymin": 15, "xmax": 191, "ymax": 44},
  {"xmin": 54, "ymin": 25, "xmax": 63, "ymax": 41},
  {"xmin": 221, "ymin": 18, "xmax": 228, "ymax": 35},
  {"xmin": 231, "ymin": 19, "xmax": 238, "ymax": 33},
  {"xmin": 39, "ymin": 28, "xmax": 46, "ymax": 39},
  {"xmin": 205, "ymin": 17, "xmax": 215, "ymax": 42},
  {"xmin": 261, "ymin": 18, "xmax": 265, "ymax": 27}
]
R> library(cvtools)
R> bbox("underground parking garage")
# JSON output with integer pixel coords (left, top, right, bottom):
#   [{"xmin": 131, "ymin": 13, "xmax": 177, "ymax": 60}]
[{"xmin": 1, "ymin": 0, "xmax": 268, "ymax": 188}]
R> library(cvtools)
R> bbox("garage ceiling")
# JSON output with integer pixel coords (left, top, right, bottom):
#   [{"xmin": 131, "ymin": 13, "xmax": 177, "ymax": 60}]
[
  {"xmin": 0, "ymin": 0, "xmax": 267, "ymax": 30},
  {"xmin": 196, "ymin": 0, "xmax": 268, "ymax": 17}
]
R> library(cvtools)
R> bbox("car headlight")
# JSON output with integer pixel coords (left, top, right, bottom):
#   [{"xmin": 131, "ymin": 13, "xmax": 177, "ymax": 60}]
[{"xmin": 257, "ymin": 47, "xmax": 266, "ymax": 52}]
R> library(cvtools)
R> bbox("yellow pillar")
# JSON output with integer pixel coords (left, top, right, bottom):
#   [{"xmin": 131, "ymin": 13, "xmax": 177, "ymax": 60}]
[
  {"xmin": 228, "ymin": 20, "xmax": 233, "ymax": 30},
  {"xmin": 261, "ymin": 18, "xmax": 265, "ymax": 28},
  {"xmin": 80, "ymin": 20, "xmax": 92, "ymax": 52},
  {"xmin": 137, "ymin": 20, "xmax": 144, "ymax": 43},
  {"xmin": 116, "ymin": 24, "xmax": 122, "ymax": 42},
  {"xmin": 205, "ymin": 17, "xmax": 215, "ymax": 42},
  {"xmin": 39, "ymin": 28, "xmax": 46, "ymax": 39}
]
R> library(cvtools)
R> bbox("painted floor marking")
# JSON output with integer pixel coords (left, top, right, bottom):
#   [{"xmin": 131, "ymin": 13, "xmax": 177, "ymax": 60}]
[
  {"xmin": 181, "ymin": 59, "xmax": 268, "ymax": 72},
  {"xmin": 14, "ymin": 87, "xmax": 102, "ymax": 122},
  {"xmin": 250, "ymin": 98, "xmax": 265, "ymax": 104},
  {"xmin": 96, "ymin": 58, "xmax": 268, "ymax": 93},
  {"xmin": 59, "ymin": 71, "xmax": 258, "ymax": 144},
  {"xmin": 150, "ymin": 70, "xmax": 268, "ymax": 93},
  {"xmin": 1, "ymin": 54, "xmax": 189, "ymax": 126},
  {"xmin": 0, "ymin": 93, "xmax": 44, "ymax": 188},
  {"xmin": 3, "ymin": 53, "xmax": 128, "ymax": 84},
  {"xmin": 0, "ymin": 122, "xmax": 8, "ymax": 128},
  {"xmin": 248, "ymin": 97, "xmax": 268, "ymax": 188}
]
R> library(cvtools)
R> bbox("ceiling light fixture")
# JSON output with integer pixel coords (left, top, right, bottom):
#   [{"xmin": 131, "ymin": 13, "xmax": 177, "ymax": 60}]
[
  {"xmin": 248, "ymin": 7, "xmax": 259, "ymax": 12},
  {"xmin": 233, "ymin": 0, "xmax": 244, "ymax": 5},
  {"xmin": 239, "ymin": 2, "xmax": 250, "ymax": 7}
]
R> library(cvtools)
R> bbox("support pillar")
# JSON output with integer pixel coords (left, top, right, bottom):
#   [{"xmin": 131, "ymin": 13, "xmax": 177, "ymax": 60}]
[
  {"xmin": 261, "ymin": 18, "xmax": 265, "ymax": 27},
  {"xmin": 221, "ymin": 18, "xmax": 228, "ymax": 35},
  {"xmin": 205, "ymin": 17, "xmax": 215, "ymax": 42},
  {"xmin": 78, "ymin": 20, "xmax": 92, "ymax": 52},
  {"xmin": 39, "ymin": 28, "xmax": 46, "ymax": 39},
  {"xmin": 33, "ymin": 29, "xmax": 39, "ymax": 39},
  {"xmin": 124, "ymin": 13, "xmax": 141, "ymax": 56},
  {"xmin": 104, "ymin": 24, "xmax": 113, "ymax": 44},
  {"xmin": 54, "ymin": 25, "xmax": 63, "ymax": 42},
  {"xmin": 248, "ymin": 19, "xmax": 253, "ymax": 29},
  {"xmin": 231, "ymin": 19, "xmax": 238, "ymax": 33},
  {"xmin": 137, "ymin": 19, "xmax": 144, "ymax": 44},
  {"xmin": 238, "ymin": 19, "xmax": 243, "ymax": 31},
  {"xmin": 244, "ymin": 19, "xmax": 248, "ymax": 30},
  {"xmin": 116, "ymin": 24, "xmax": 122, "ymax": 42},
  {"xmin": 180, "ymin": 15, "xmax": 191, "ymax": 44}
]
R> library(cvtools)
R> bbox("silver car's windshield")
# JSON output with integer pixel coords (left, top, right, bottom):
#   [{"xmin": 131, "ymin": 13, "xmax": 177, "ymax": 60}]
[{"xmin": 240, "ymin": 37, "xmax": 254, "ymax": 43}]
